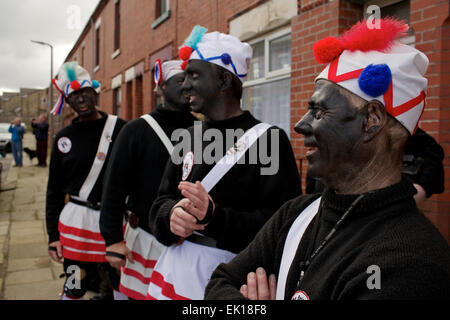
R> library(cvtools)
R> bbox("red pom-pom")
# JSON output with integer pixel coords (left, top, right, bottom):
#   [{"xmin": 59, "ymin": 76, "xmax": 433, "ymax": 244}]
[
  {"xmin": 179, "ymin": 46, "xmax": 193, "ymax": 61},
  {"xmin": 313, "ymin": 37, "xmax": 343, "ymax": 64},
  {"xmin": 181, "ymin": 60, "xmax": 188, "ymax": 70},
  {"xmin": 70, "ymin": 80, "xmax": 81, "ymax": 91}
]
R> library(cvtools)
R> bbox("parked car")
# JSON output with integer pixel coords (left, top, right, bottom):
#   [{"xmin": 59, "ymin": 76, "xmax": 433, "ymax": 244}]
[{"xmin": 0, "ymin": 123, "xmax": 12, "ymax": 155}]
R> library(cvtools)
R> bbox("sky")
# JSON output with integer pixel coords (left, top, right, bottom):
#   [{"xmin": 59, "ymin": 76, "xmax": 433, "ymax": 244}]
[{"xmin": 0, "ymin": 0, "xmax": 101, "ymax": 95}]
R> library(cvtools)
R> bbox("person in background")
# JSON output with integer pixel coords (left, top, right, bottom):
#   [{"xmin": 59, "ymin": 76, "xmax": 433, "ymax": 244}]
[
  {"xmin": 31, "ymin": 114, "xmax": 50, "ymax": 167},
  {"xmin": 100, "ymin": 59, "xmax": 197, "ymax": 300},
  {"xmin": 147, "ymin": 26, "xmax": 301, "ymax": 300},
  {"xmin": 9, "ymin": 117, "xmax": 25, "ymax": 167}
]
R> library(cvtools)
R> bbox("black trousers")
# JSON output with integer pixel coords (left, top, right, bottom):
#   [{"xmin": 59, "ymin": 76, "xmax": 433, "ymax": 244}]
[
  {"xmin": 36, "ymin": 140, "xmax": 48, "ymax": 165},
  {"xmin": 62, "ymin": 258, "xmax": 120, "ymax": 299}
]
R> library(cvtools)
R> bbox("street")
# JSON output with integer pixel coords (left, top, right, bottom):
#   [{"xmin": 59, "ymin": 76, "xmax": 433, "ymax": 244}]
[{"xmin": 0, "ymin": 133, "xmax": 63, "ymax": 299}]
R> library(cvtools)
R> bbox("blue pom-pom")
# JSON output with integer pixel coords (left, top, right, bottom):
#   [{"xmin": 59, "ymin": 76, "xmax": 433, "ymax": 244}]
[
  {"xmin": 358, "ymin": 64, "xmax": 392, "ymax": 97},
  {"xmin": 221, "ymin": 53, "xmax": 232, "ymax": 65},
  {"xmin": 185, "ymin": 25, "xmax": 208, "ymax": 50},
  {"xmin": 91, "ymin": 80, "xmax": 100, "ymax": 89}
]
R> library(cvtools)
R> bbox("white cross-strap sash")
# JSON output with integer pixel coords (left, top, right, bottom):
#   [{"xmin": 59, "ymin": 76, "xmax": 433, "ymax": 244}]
[
  {"xmin": 201, "ymin": 122, "xmax": 271, "ymax": 193},
  {"xmin": 141, "ymin": 114, "xmax": 174, "ymax": 155},
  {"xmin": 77, "ymin": 115, "xmax": 118, "ymax": 201},
  {"xmin": 276, "ymin": 197, "xmax": 321, "ymax": 300}
]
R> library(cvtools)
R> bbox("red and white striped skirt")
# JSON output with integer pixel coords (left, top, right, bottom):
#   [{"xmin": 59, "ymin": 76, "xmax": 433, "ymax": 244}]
[
  {"xmin": 146, "ymin": 240, "xmax": 236, "ymax": 300},
  {"xmin": 58, "ymin": 201, "xmax": 107, "ymax": 263},
  {"xmin": 119, "ymin": 223, "xmax": 166, "ymax": 300}
]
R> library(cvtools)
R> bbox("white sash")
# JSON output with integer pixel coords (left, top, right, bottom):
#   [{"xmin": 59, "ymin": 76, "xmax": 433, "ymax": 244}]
[
  {"xmin": 148, "ymin": 122, "xmax": 273, "ymax": 300},
  {"xmin": 201, "ymin": 122, "xmax": 271, "ymax": 193},
  {"xmin": 276, "ymin": 197, "xmax": 321, "ymax": 300},
  {"xmin": 78, "ymin": 115, "xmax": 118, "ymax": 201},
  {"xmin": 141, "ymin": 114, "xmax": 174, "ymax": 155}
]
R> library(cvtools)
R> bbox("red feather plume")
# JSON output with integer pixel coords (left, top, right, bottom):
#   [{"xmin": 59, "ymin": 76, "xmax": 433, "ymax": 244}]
[
  {"xmin": 313, "ymin": 17, "xmax": 409, "ymax": 64},
  {"xmin": 339, "ymin": 18, "xmax": 408, "ymax": 53}
]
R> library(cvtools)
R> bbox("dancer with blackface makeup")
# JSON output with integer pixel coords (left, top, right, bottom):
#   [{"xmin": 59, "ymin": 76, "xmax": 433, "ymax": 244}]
[
  {"xmin": 46, "ymin": 62, "xmax": 126, "ymax": 300},
  {"xmin": 99, "ymin": 60, "xmax": 197, "ymax": 300},
  {"xmin": 205, "ymin": 19, "xmax": 450, "ymax": 300},
  {"xmin": 146, "ymin": 26, "xmax": 301, "ymax": 300}
]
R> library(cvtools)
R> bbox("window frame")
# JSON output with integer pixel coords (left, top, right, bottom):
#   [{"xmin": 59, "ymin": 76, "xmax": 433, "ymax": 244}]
[
  {"xmin": 113, "ymin": 87, "xmax": 122, "ymax": 117},
  {"xmin": 95, "ymin": 26, "xmax": 101, "ymax": 70},
  {"xmin": 114, "ymin": 0, "xmax": 120, "ymax": 51},
  {"xmin": 241, "ymin": 27, "xmax": 292, "ymax": 137},
  {"xmin": 152, "ymin": 0, "xmax": 170, "ymax": 29},
  {"xmin": 243, "ymin": 27, "xmax": 292, "ymax": 90}
]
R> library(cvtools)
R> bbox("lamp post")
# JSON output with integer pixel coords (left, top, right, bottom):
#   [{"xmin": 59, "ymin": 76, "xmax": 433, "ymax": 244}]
[{"xmin": 31, "ymin": 40, "xmax": 55, "ymax": 143}]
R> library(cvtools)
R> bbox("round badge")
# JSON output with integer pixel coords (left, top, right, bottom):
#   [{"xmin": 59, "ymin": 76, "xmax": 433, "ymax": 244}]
[
  {"xmin": 292, "ymin": 290, "xmax": 310, "ymax": 300},
  {"xmin": 182, "ymin": 151, "xmax": 194, "ymax": 181},
  {"xmin": 96, "ymin": 152, "xmax": 106, "ymax": 161},
  {"xmin": 57, "ymin": 137, "xmax": 72, "ymax": 154}
]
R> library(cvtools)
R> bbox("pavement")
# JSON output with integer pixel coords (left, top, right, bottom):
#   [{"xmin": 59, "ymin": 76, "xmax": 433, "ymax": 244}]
[{"xmin": 0, "ymin": 133, "xmax": 65, "ymax": 300}]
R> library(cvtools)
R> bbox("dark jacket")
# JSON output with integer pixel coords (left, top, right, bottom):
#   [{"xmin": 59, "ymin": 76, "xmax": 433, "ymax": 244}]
[
  {"xmin": 100, "ymin": 106, "xmax": 197, "ymax": 246},
  {"xmin": 149, "ymin": 111, "xmax": 302, "ymax": 254},
  {"xmin": 31, "ymin": 122, "xmax": 49, "ymax": 141},
  {"xmin": 205, "ymin": 178, "xmax": 450, "ymax": 300},
  {"xmin": 46, "ymin": 112, "xmax": 126, "ymax": 243}
]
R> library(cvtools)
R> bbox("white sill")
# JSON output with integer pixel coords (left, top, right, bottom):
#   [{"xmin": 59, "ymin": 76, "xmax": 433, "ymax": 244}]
[
  {"xmin": 94, "ymin": 65, "xmax": 100, "ymax": 73},
  {"xmin": 152, "ymin": 10, "xmax": 171, "ymax": 29},
  {"xmin": 111, "ymin": 49, "xmax": 121, "ymax": 60}
]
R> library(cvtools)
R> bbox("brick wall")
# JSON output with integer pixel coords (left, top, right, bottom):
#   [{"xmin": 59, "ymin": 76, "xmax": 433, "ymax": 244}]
[
  {"xmin": 410, "ymin": 0, "xmax": 450, "ymax": 241},
  {"xmin": 65, "ymin": 0, "xmax": 273, "ymax": 119}
]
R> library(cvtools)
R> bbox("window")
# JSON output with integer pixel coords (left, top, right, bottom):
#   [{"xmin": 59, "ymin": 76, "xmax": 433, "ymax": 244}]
[
  {"xmin": 126, "ymin": 81, "xmax": 132, "ymax": 120},
  {"xmin": 365, "ymin": 0, "xmax": 414, "ymax": 45},
  {"xmin": 81, "ymin": 45, "xmax": 85, "ymax": 67},
  {"xmin": 152, "ymin": 0, "xmax": 170, "ymax": 29},
  {"xmin": 158, "ymin": 0, "xmax": 169, "ymax": 15},
  {"xmin": 242, "ymin": 28, "xmax": 292, "ymax": 137},
  {"xmin": 113, "ymin": 87, "xmax": 121, "ymax": 117},
  {"xmin": 95, "ymin": 27, "xmax": 100, "ymax": 68},
  {"xmin": 114, "ymin": 0, "xmax": 120, "ymax": 51},
  {"xmin": 135, "ymin": 76, "xmax": 143, "ymax": 117}
]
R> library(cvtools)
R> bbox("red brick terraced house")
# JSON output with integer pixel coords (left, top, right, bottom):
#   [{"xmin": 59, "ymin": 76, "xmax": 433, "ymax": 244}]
[{"xmin": 59, "ymin": 0, "xmax": 450, "ymax": 242}]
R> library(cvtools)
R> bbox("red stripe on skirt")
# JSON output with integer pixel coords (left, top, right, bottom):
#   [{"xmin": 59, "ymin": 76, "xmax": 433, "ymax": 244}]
[
  {"xmin": 148, "ymin": 270, "xmax": 190, "ymax": 300},
  {"xmin": 62, "ymin": 247, "xmax": 107, "ymax": 263},
  {"xmin": 131, "ymin": 251, "xmax": 157, "ymax": 269},
  {"xmin": 60, "ymin": 235, "xmax": 106, "ymax": 252},
  {"xmin": 59, "ymin": 221, "xmax": 104, "ymax": 241},
  {"xmin": 146, "ymin": 293, "xmax": 157, "ymax": 300},
  {"xmin": 122, "ymin": 267, "xmax": 152, "ymax": 285},
  {"xmin": 119, "ymin": 283, "xmax": 146, "ymax": 300}
]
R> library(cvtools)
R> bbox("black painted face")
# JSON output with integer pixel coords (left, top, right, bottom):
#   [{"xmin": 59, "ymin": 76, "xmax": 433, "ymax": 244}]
[
  {"xmin": 66, "ymin": 87, "xmax": 98, "ymax": 117},
  {"xmin": 294, "ymin": 79, "xmax": 367, "ymax": 185},
  {"xmin": 182, "ymin": 60, "xmax": 221, "ymax": 114},
  {"xmin": 162, "ymin": 72, "xmax": 190, "ymax": 111}
]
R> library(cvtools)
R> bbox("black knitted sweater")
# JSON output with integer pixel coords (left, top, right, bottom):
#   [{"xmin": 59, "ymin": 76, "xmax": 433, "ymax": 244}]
[{"xmin": 205, "ymin": 178, "xmax": 450, "ymax": 300}]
